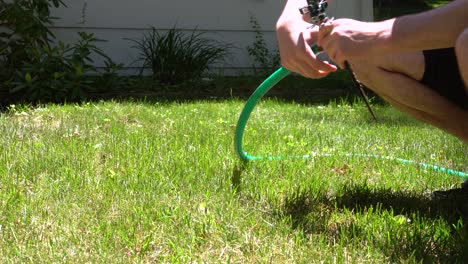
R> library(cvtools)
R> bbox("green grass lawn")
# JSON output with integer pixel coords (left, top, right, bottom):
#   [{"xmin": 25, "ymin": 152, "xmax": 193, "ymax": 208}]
[
  {"xmin": 0, "ymin": 99, "xmax": 466, "ymax": 262},
  {"xmin": 374, "ymin": 0, "xmax": 451, "ymax": 20}
]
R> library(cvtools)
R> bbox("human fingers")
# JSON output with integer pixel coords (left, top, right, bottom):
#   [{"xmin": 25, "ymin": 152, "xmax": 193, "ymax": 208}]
[
  {"xmin": 296, "ymin": 56, "xmax": 335, "ymax": 78},
  {"xmin": 335, "ymin": 55, "xmax": 346, "ymax": 69},
  {"xmin": 320, "ymin": 35, "xmax": 346, "ymax": 69},
  {"xmin": 303, "ymin": 27, "xmax": 319, "ymax": 45},
  {"xmin": 300, "ymin": 32, "xmax": 337, "ymax": 74},
  {"xmin": 303, "ymin": 30, "xmax": 338, "ymax": 72},
  {"xmin": 317, "ymin": 23, "xmax": 334, "ymax": 47},
  {"xmin": 317, "ymin": 34, "xmax": 336, "ymax": 62},
  {"xmin": 304, "ymin": 47, "xmax": 338, "ymax": 74},
  {"xmin": 288, "ymin": 55, "xmax": 335, "ymax": 79},
  {"xmin": 290, "ymin": 61, "xmax": 329, "ymax": 79},
  {"xmin": 329, "ymin": 51, "xmax": 346, "ymax": 69},
  {"xmin": 280, "ymin": 31, "xmax": 336, "ymax": 78},
  {"xmin": 338, "ymin": 60, "xmax": 347, "ymax": 70},
  {"xmin": 318, "ymin": 32, "xmax": 345, "ymax": 69},
  {"xmin": 295, "ymin": 59, "xmax": 333, "ymax": 79},
  {"xmin": 281, "ymin": 48, "xmax": 333, "ymax": 79}
]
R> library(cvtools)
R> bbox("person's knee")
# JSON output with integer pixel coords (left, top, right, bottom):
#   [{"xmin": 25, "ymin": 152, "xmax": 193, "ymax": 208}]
[
  {"xmin": 455, "ymin": 28, "xmax": 468, "ymax": 55},
  {"xmin": 350, "ymin": 52, "xmax": 424, "ymax": 88},
  {"xmin": 455, "ymin": 28, "xmax": 468, "ymax": 88},
  {"xmin": 349, "ymin": 59, "xmax": 384, "ymax": 89}
]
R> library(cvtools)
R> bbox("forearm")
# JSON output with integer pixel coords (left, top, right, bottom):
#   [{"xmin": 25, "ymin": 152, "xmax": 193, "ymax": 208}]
[
  {"xmin": 383, "ymin": 0, "xmax": 468, "ymax": 52},
  {"xmin": 277, "ymin": 0, "xmax": 310, "ymax": 31}
]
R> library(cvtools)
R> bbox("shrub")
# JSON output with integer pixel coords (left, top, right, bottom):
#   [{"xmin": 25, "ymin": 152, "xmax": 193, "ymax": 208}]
[
  {"xmin": 1, "ymin": 0, "xmax": 120, "ymax": 102},
  {"xmin": 1, "ymin": 0, "xmax": 63, "ymax": 88},
  {"xmin": 128, "ymin": 26, "xmax": 229, "ymax": 84},
  {"xmin": 9, "ymin": 32, "xmax": 119, "ymax": 102},
  {"xmin": 246, "ymin": 15, "xmax": 280, "ymax": 77}
]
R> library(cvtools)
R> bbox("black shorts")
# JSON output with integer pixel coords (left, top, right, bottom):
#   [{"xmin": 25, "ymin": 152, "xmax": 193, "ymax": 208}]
[{"xmin": 421, "ymin": 48, "xmax": 468, "ymax": 110}]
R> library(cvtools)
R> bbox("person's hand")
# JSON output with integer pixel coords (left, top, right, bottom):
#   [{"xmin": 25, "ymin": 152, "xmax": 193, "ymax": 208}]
[
  {"xmin": 276, "ymin": 15, "xmax": 337, "ymax": 78},
  {"xmin": 318, "ymin": 19, "xmax": 390, "ymax": 68}
]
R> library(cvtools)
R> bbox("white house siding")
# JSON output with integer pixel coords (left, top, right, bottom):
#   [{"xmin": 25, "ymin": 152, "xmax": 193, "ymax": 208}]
[{"xmin": 51, "ymin": 0, "xmax": 373, "ymax": 74}]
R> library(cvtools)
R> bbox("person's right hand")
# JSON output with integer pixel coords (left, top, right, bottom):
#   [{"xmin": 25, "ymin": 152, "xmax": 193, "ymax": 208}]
[{"xmin": 276, "ymin": 14, "xmax": 337, "ymax": 78}]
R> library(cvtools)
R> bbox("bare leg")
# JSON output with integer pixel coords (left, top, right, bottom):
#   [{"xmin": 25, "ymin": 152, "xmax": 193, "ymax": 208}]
[
  {"xmin": 455, "ymin": 29, "xmax": 468, "ymax": 188},
  {"xmin": 349, "ymin": 52, "xmax": 468, "ymax": 142},
  {"xmin": 455, "ymin": 28, "xmax": 468, "ymax": 92}
]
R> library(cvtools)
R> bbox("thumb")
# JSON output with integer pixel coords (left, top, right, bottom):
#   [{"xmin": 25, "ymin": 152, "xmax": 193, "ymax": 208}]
[
  {"xmin": 317, "ymin": 24, "xmax": 334, "ymax": 46},
  {"xmin": 303, "ymin": 28, "xmax": 319, "ymax": 45}
]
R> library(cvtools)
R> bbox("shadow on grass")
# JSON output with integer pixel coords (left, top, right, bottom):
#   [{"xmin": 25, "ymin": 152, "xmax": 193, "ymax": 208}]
[
  {"xmin": 273, "ymin": 182, "xmax": 468, "ymax": 262},
  {"xmin": 232, "ymin": 162, "xmax": 249, "ymax": 194}
]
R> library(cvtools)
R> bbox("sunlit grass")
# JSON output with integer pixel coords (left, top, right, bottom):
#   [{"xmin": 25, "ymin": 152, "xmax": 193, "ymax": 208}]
[
  {"xmin": 425, "ymin": 0, "xmax": 450, "ymax": 8},
  {"xmin": 0, "ymin": 99, "xmax": 466, "ymax": 262},
  {"xmin": 374, "ymin": 0, "xmax": 451, "ymax": 20}
]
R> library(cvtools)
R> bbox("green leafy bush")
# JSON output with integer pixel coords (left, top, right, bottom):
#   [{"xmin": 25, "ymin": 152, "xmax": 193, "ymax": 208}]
[
  {"xmin": 128, "ymin": 26, "xmax": 228, "ymax": 84},
  {"xmin": 1, "ymin": 0, "xmax": 120, "ymax": 102},
  {"xmin": 1, "ymin": 0, "xmax": 63, "ymax": 87},
  {"xmin": 10, "ymin": 32, "xmax": 118, "ymax": 102}
]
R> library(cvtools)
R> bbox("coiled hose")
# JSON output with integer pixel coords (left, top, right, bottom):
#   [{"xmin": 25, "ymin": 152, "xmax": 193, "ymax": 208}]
[{"xmin": 234, "ymin": 67, "xmax": 467, "ymax": 179}]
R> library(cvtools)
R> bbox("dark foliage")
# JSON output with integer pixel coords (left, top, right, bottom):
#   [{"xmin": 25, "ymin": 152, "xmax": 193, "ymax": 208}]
[{"xmin": 0, "ymin": 0, "xmax": 120, "ymax": 103}]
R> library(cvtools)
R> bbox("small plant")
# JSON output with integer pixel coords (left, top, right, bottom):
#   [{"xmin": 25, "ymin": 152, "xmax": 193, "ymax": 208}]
[
  {"xmin": 1, "ymin": 0, "xmax": 119, "ymax": 102},
  {"xmin": 1, "ymin": 0, "xmax": 63, "ymax": 90},
  {"xmin": 91, "ymin": 59, "xmax": 125, "ymax": 93},
  {"xmin": 128, "ymin": 26, "xmax": 228, "ymax": 84},
  {"xmin": 9, "ymin": 32, "xmax": 117, "ymax": 102},
  {"xmin": 246, "ymin": 15, "xmax": 280, "ymax": 76}
]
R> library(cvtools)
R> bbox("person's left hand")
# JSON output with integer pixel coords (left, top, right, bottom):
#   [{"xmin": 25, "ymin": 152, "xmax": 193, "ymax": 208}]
[{"xmin": 317, "ymin": 18, "xmax": 390, "ymax": 68}]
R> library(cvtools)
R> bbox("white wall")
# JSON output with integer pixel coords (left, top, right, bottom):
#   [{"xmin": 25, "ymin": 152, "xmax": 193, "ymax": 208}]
[{"xmin": 51, "ymin": 0, "xmax": 373, "ymax": 74}]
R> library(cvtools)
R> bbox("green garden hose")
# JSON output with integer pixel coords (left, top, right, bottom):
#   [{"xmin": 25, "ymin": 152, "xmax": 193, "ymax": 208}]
[{"xmin": 234, "ymin": 66, "xmax": 468, "ymax": 179}]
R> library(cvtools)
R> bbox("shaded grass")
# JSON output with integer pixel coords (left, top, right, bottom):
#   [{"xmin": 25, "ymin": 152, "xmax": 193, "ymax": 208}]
[
  {"xmin": 0, "ymin": 99, "xmax": 467, "ymax": 262},
  {"xmin": 374, "ymin": 0, "xmax": 451, "ymax": 20},
  {"xmin": 425, "ymin": 0, "xmax": 451, "ymax": 8},
  {"xmin": 80, "ymin": 70, "xmax": 356, "ymax": 106}
]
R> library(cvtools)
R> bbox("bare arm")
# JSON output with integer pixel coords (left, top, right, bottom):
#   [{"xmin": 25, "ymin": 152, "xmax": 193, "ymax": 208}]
[
  {"xmin": 384, "ymin": 0, "xmax": 468, "ymax": 52},
  {"xmin": 318, "ymin": 0, "xmax": 468, "ymax": 68}
]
